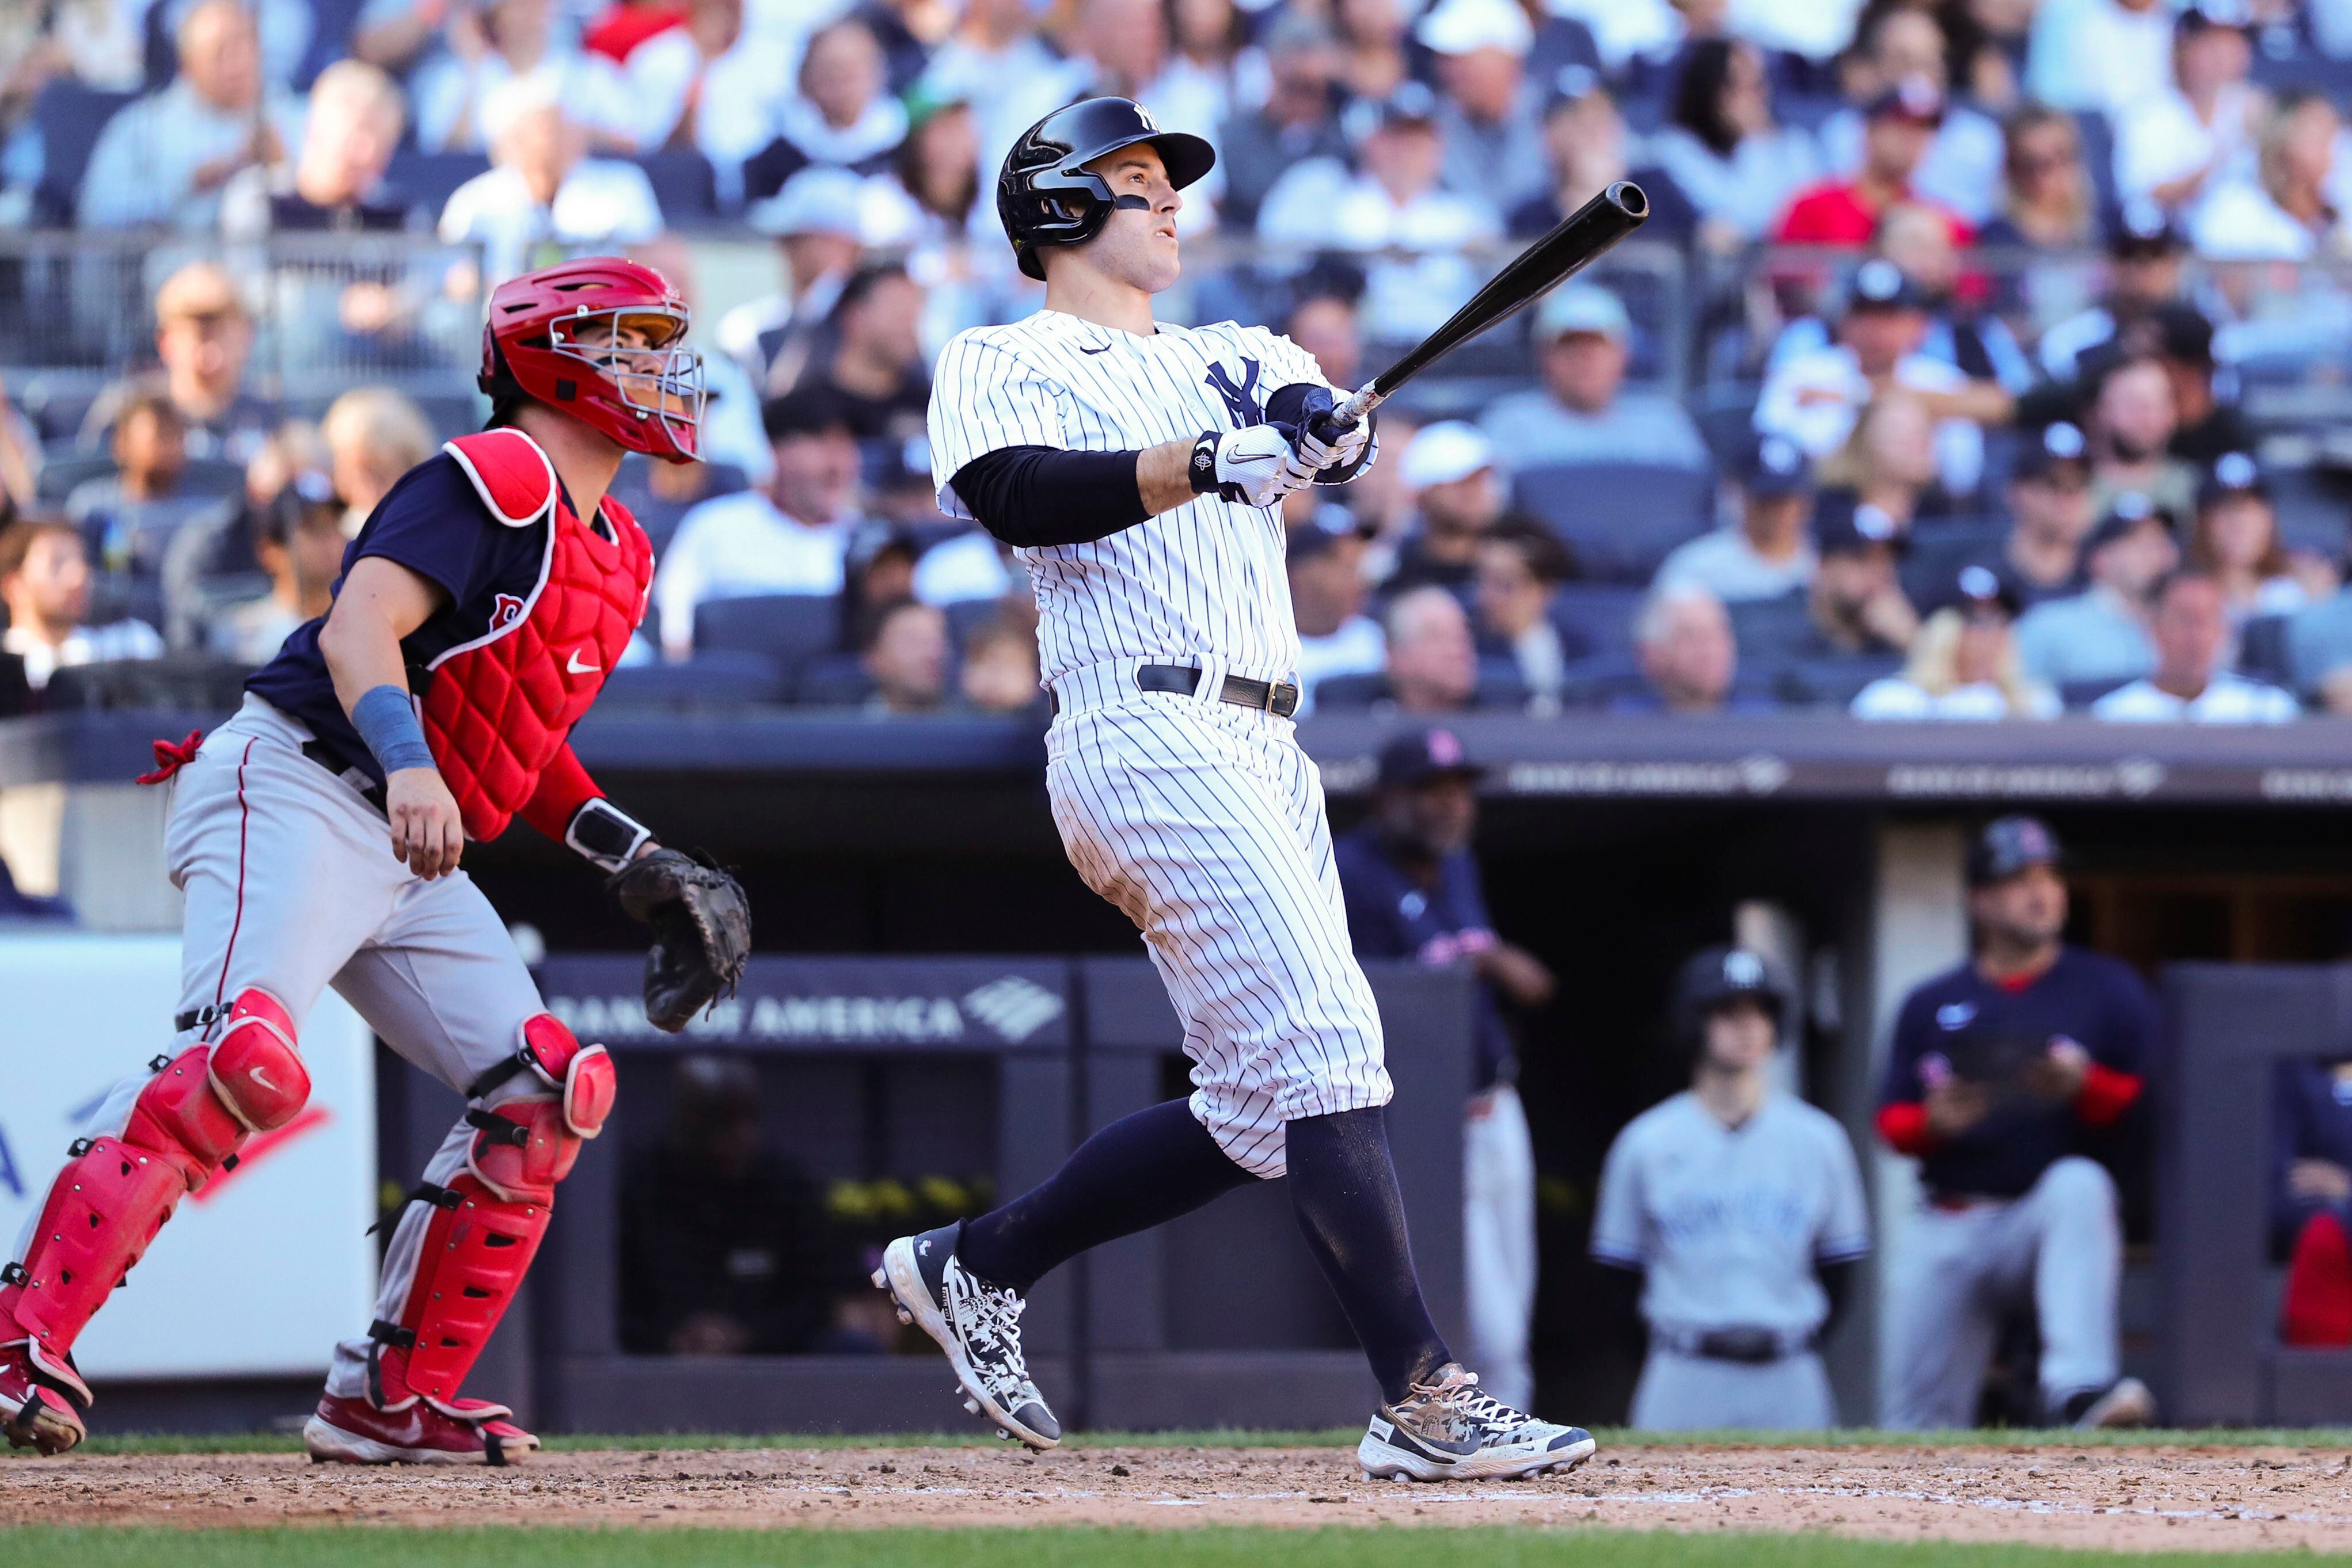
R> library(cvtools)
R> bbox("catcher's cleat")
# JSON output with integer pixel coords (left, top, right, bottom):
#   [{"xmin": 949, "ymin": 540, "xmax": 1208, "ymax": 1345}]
[
  {"xmin": 303, "ymin": 1391, "xmax": 538, "ymax": 1466},
  {"xmin": 2064, "ymin": 1376, "xmax": 2157, "ymax": 1430},
  {"xmin": 874, "ymin": 1221, "xmax": 1060, "ymax": 1449},
  {"xmin": 0, "ymin": 1341, "xmax": 89, "ymax": 1455},
  {"xmin": 1358, "ymin": 1363, "xmax": 1595, "ymax": 1482}
]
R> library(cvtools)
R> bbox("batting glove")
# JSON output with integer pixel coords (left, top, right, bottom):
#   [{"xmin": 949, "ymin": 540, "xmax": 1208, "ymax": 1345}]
[{"xmin": 1189, "ymin": 425, "xmax": 1314, "ymax": 509}]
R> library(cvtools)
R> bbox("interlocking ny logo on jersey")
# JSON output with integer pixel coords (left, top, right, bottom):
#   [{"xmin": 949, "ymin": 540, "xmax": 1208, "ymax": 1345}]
[{"xmin": 1203, "ymin": 359, "xmax": 1265, "ymax": 428}]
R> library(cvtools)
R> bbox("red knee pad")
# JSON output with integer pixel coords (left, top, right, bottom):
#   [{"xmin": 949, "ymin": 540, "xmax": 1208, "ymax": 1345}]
[
  {"xmin": 518, "ymin": 1014, "xmax": 614, "ymax": 1138},
  {"xmin": 206, "ymin": 988, "xmax": 308, "ymax": 1133}
]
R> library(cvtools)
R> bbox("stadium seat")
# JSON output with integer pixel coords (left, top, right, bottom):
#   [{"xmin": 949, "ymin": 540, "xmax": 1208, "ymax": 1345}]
[
  {"xmin": 598, "ymin": 651, "xmax": 785, "ymax": 709},
  {"xmin": 2266, "ymin": 465, "xmax": 2352, "ymax": 560},
  {"xmin": 693, "ymin": 593, "xmax": 843, "ymax": 672},
  {"xmin": 633, "ymin": 153, "xmax": 720, "ymax": 227},
  {"xmin": 2059, "ymin": 677, "xmax": 2130, "ymax": 710},
  {"xmin": 793, "ymin": 652, "xmax": 876, "ymax": 707},
  {"xmin": 385, "ymin": 151, "xmax": 492, "ymax": 216},
  {"xmin": 1725, "ymin": 591, "xmax": 1814, "ymax": 659},
  {"xmin": 1548, "ymin": 583, "xmax": 1646, "ymax": 661},
  {"xmin": 2240, "ymin": 614, "xmax": 2294, "ymax": 688},
  {"xmin": 29, "ymin": 80, "xmax": 138, "ymax": 227},
  {"xmin": 1511, "ymin": 462, "xmax": 1715, "ymax": 583},
  {"xmin": 1773, "ymin": 653, "xmax": 1903, "ymax": 709}
]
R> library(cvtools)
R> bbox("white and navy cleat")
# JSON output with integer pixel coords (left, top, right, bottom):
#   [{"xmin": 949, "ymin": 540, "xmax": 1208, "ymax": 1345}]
[
  {"xmin": 1358, "ymin": 1363, "xmax": 1595, "ymax": 1482},
  {"xmin": 873, "ymin": 1221, "xmax": 1061, "ymax": 1451}
]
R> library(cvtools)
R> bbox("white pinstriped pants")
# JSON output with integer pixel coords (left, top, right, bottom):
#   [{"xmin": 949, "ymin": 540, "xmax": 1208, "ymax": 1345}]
[{"xmin": 1047, "ymin": 659, "xmax": 1393, "ymax": 1178}]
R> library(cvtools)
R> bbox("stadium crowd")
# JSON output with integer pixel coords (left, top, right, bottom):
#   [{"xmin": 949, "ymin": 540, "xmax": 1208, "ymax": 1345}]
[{"xmin": 8, "ymin": 0, "xmax": 2352, "ymax": 718}]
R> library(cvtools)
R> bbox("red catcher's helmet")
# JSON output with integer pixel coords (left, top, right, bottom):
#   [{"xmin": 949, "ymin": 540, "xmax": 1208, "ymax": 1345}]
[{"xmin": 478, "ymin": 257, "xmax": 705, "ymax": 463}]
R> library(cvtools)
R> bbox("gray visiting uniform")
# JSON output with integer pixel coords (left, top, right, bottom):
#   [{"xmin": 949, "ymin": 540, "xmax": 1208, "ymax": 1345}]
[{"xmin": 1590, "ymin": 1091, "xmax": 1870, "ymax": 1430}]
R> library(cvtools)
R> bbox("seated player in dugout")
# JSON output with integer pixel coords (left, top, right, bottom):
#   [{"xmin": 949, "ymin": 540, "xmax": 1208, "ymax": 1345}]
[
  {"xmin": 873, "ymin": 97, "xmax": 1597, "ymax": 1483},
  {"xmin": 1590, "ymin": 947, "xmax": 1870, "ymax": 1431},
  {"xmin": 1876, "ymin": 815, "xmax": 2157, "ymax": 1431},
  {"xmin": 0, "ymin": 258, "xmax": 751, "ymax": 1464}
]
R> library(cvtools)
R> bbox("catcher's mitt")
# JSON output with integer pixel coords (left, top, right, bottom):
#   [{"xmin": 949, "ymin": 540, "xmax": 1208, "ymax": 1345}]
[{"xmin": 608, "ymin": 848, "xmax": 751, "ymax": 1032}]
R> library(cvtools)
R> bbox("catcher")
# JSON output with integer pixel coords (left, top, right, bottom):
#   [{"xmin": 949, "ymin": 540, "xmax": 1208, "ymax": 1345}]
[{"xmin": 0, "ymin": 257, "xmax": 750, "ymax": 1465}]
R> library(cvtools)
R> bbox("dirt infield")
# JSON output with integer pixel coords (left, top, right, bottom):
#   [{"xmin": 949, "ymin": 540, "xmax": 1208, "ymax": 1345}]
[{"xmin": 12, "ymin": 1441, "xmax": 2352, "ymax": 1550}]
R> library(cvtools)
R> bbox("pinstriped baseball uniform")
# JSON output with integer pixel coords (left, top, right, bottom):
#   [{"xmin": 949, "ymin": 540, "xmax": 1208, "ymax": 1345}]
[{"xmin": 929, "ymin": 307, "xmax": 1390, "ymax": 1177}]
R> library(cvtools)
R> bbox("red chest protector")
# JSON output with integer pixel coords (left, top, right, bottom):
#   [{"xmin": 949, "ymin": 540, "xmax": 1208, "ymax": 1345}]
[{"xmin": 423, "ymin": 429, "xmax": 652, "ymax": 842}]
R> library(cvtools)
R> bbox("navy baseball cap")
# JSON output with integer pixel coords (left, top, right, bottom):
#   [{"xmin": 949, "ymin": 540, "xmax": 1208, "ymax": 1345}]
[
  {"xmin": 1931, "ymin": 561, "xmax": 2024, "ymax": 619},
  {"xmin": 2085, "ymin": 490, "xmax": 2169, "ymax": 551},
  {"xmin": 1866, "ymin": 74, "xmax": 1945, "ymax": 125},
  {"xmin": 2109, "ymin": 196, "xmax": 2187, "ymax": 257},
  {"xmin": 1741, "ymin": 432, "xmax": 1814, "ymax": 498},
  {"xmin": 1814, "ymin": 500, "xmax": 1910, "ymax": 558},
  {"xmin": 1967, "ymin": 815, "xmax": 2064, "ymax": 886},
  {"xmin": 1378, "ymin": 81, "xmax": 1442, "ymax": 128},
  {"xmin": 2013, "ymin": 421, "xmax": 2090, "ymax": 483},
  {"xmin": 2198, "ymin": 450, "xmax": 2271, "ymax": 510},
  {"xmin": 1845, "ymin": 257, "xmax": 1927, "ymax": 315},
  {"xmin": 1376, "ymin": 726, "xmax": 1485, "ymax": 789},
  {"xmin": 2178, "ymin": 0, "xmax": 2253, "ymax": 34}
]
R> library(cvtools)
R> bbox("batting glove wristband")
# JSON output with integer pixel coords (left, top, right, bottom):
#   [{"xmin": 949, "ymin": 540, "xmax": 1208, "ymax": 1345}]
[{"xmin": 1188, "ymin": 425, "xmax": 1314, "ymax": 510}]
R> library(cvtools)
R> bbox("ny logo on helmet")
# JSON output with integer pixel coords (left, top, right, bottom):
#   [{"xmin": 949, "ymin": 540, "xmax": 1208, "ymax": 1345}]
[{"xmin": 1134, "ymin": 105, "xmax": 1159, "ymax": 131}]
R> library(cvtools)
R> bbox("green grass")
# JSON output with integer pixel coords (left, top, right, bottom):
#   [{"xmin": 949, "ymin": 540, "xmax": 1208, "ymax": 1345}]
[{"xmin": 14, "ymin": 1528, "xmax": 2352, "ymax": 1567}]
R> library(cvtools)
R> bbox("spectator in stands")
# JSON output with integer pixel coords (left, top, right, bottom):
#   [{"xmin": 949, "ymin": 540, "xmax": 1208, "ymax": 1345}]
[
  {"xmin": 2092, "ymin": 569, "xmax": 2300, "ymax": 722},
  {"xmin": 845, "ymin": 521, "xmax": 919, "ymax": 621},
  {"xmin": 0, "ymin": 0, "xmax": 140, "ymax": 115},
  {"xmin": 1333, "ymin": 0, "xmax": 1411, "ymax": 105},
  {"xmin": 1853, "ymin": 564, "xmax": 2060, "ymax": 720},
  {"xmin": 2114, "ymin": 1, "xmax": 2262, "ymax": 214},
  {"xmin": 724, "ymin": 169, "xmax": 868, "ymax": 395},
  {"xmin": 67, "ymin": 390, "xmax": 233, "ymax": 593},
  {"xmin": 1978, "ymin": 104, "xmax": 2098, "ymax": 252},
  {"xmin": 2026, "ymin": 0, "xmax": 2176, "ymax": 117},
  {"xmin": 1386, "ymin": 422, "xmax": 1503, "ymax": 595},
  {"xmin": 2191, "ymin": 452, "xmax": 2313, "ymax": 629},
  {"xmin": 221, "ymin": 60, "xmax": 414, "ymax": 237},
  {"xmin": 1322, "ymin": 587, "xmax": 1497, "ymax": 714},
  {"xmin": 2192, "ymin": 89, "xmax": 2352, "ymax": 260},
  {"xmin": 2015, "ymin": 494, "xmax": 2177, "ymax": 688},
  {"xmin": 1283, "ymin": 291, "xmax": 1364, "ymax": 393},
  {"xmin": 1478, "ymin": 284, "xmax": 1708, "ymax": 473},
  {"xmin": 1290, "ymin": 523, "xmax": 1385, "ymax": 712},
  {"xmin": 858, "ymin": 597, "xmax": 950, "ymax": 714},
  {"xmin": 2039, "ymin": 201, "xmax": 2193, "ymax": 382},
  {"xmin": 2129, "ymin": 306, "xmax": 2248, "ymax": 468},
  {"xmin": 1651, "ymin": 39, "xmax": 1822, "ymax": 248},
  {"xmin": 1416, "ymin": 0, "xmax": 1544, "ymax": 215},
  {"xmin": 1336, "ymin": 726, "xmax": 1555, "ymax": 1411},
  {"xmin": 206, "ymin": 472, "xmax": 344, "ymax": 664},
  {"xmin": 1474, "ymin": 519, "xmax": 1575, "ymax": 710},
  {"xmin": 1816, "ymin": 390, "xmax": 1944, "ymax": 534},
  {"xmin": 958, "ymin": 612, "xmax": 1043, "ymax": 715},
  {"xmin": 1623, "ymin": 583, "xmax": 1739, "ymax": 716},
  {"xmin": 2271, "ymin": 1060, "xmax": 2352, "ymax": 1280},
  {"xmin": 654, "ymin": 389, "xmax": 863, "ymax": 659},
  {"xmin": 320, "ymin": 388, "xmax": 436, "ymax": 535},
  {"xmin": 793, "ymin": 263, "xmax": 930, "ymax": 443},
  {"xmin": 2085, "ymin": 354, "xmax": 2194, "ymax": 525},
  {"xmin": 1048, "ymin": 0, "xmax": 1222, "ymax": 163},
  {"xmin": 754, "ymin": 17, "xmax": 909, "ymax": 182},
  {"xmin": 625, "ymin": 0, "xmax": 795, "ymax": 164},
  {"xmin": 414, "ymin": 0, "xmax": 639, "ymax": 154},
  {"xmin": 1776, "ymin": 78, "xmax": 1971, "ymax": 249},
  {"xmin": 1217, "ymin": 14, "xmax": 1348, "ymax": 232},
  {"xmin": 0, "ymin": 380, "xmax": 38, "ymax": 526},
  {"xmin": 1874, "ymin": 203, "xmax": 2036, "ymax": 394},
  {"xmin": 866, "ymin": 94, "xmax": 985, "ymax": 254},
  {"xmin": 0, "ymin": 517, "xmax": 164, "ymax": 690},
  {"xmin": 1818, "ymin": 7, "xmax": 2004, "ymax": 226},
  {"xmin": 1993, "ymin": 423, "xmax": 2098, "ymax": 607},
  {"xmin": 78, "ymin": 0, "xmax": 304, "ymax": 229},
  {"xmin": 1781, "ymin": 504, "xmax": 1920, "ymax": 661},
  {"xmin": 83, "ymin": 264, "xmax": 276, "ymax": 469},
  {"xmin": 915, "ymin": 0, "xmax": 1070, "ymax": 167},
  {"xmin": 439, "ymin": 85, "xmax": 666, "ymax": 290},
  {"xmin": 1655, "ymin": 432, "xmax": 1818, "ymax": 604},
  {"xmin": 1878, "ymin": 815, "xmax": 2158, "ymax": 1430},
  {"xmin": 1508, "ymin": 68, "xmax": 1695, "ymax": 243}
]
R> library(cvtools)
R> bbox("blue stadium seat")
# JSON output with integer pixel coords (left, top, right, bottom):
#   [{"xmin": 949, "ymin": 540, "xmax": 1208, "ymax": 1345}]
[
  {"xmin": 385, "ymin": 151, "xmax": 492, "ymax": 216},
  {"xmin": 633, "ymin": 153, "xmax": 719, "ymax": 227},
  {"xmin": 1548, "ymin": 582, "xmax": 1646, "ymax": 661},
  {"xmin": 793, "ymin": 653, "xmax": 875, "ymax": 707},
  {"xmin": 1511, "ymin": 462, "xmax": 1715, "ymax": 583},
  {"xmin": 598, "ymin": 651, "xmax": 785, "ymax": 708},
  {"xmin": 2059, "ymin": 677, "xmax": 2130, "ymax": 710},
  {"xmin": 2240, "ymin": 614, "xmax": 2294, "ymax": 688},
  {"xmin": 693, "ymin": 592, "xmax": 843, "ymax": 672},
  {"xmin": 944, "ymin": 597, "xmax": 1006, "ymax": 650},
  {"xmin": 31, "ymin": 81, "xmax": 138, "ymax": 227}
]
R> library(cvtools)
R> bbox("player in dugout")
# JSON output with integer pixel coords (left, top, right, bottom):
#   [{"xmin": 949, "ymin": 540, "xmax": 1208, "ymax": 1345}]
[
  {"xmin": 0, "ymin": 258, "xmax": 749, "ymax": 1464},
  {"xmin": 1878, "ymin": 815, "xmax": 2157, "ymax": 1430}
]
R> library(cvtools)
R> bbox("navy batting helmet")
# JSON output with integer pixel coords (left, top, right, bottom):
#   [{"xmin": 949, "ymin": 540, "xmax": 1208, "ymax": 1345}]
[
  {"xmin": 997, "ymin": 97, "xmax": 1215, "ymax": 281},
  {"xmin": 1670, "ymin": 946, "xmax": 1787, "ymax": 1055}
]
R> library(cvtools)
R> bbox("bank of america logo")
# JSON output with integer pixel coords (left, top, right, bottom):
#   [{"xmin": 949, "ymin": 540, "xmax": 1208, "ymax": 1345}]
[{"xmin": 962, "ymin": 977, "xmax": 1065, "ymax": 1043}]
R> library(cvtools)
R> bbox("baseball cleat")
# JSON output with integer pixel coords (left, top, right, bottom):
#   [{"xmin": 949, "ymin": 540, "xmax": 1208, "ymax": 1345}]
[
  {"xmin": 873, "ymin": 1221, "xmax": 1060, "ymax": 1450},
  {"xmin": 1358, "ymin": 1363, "xmax": 1595, "ymax": 1483},
  {"xmin": 0, "ymin": 1340, "xmax": 91, "ymax": 1456},
  {"xmin": 2065, "ymin": 1376, "xmax": 2157, "ymax": 1430},
  {"xmin": 303, "ymin": 1391, "xmax": 539, "ymax": 1466}
]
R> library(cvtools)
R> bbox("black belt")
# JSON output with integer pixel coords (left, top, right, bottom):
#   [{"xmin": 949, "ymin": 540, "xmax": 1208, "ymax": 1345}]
[
  {"xmin": 301, "ymin": 738, "xmax": 387, "ymax": 814},
  {"xmin": 1652, "ymin": 1326, "xmax": 1818, "ymax": 1364},
  {"xmin": 1052, "ymin": 663, "xmax": 1301, "ymax": 718}
]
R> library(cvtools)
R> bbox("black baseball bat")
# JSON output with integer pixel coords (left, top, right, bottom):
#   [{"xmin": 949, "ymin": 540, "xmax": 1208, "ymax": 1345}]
[{"xmin": 1324, "ymin": 180, "xmax": 1650, "ymax": 429}]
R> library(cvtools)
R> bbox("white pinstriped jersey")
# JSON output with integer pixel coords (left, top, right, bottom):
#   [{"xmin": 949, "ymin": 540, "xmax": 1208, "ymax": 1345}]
[{"xmin": 928, "ymin": 309, "xmax": 1333, "ymax": 686}]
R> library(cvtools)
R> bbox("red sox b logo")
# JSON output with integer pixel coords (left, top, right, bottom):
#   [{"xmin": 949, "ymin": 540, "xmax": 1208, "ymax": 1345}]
[{"xmin": 491, "ymin": 593, "xmax": 526, "ymax": 631}]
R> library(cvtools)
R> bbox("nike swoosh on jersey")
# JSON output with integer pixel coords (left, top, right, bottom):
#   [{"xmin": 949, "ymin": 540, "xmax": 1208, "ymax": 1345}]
[{"xmin": 567, "ymin": 650, "xmax": 601, "ymax": 675}]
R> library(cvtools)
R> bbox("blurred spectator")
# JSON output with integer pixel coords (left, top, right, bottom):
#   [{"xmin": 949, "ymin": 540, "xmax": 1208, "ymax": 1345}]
[
  {"xmin": 1473, "ymin": 519, "xmax": 1575, "ymax": 709},
  {"xmin": 1651, "ymin": 39, "xmax": 1823, "ymax": 247},
  {"xmin": 958, "ymin": 611, "xmax": 1042, "ymax": 714},
  {"xmin": 2038, "ymin": 200, "xmax": 2193, "ymax": 381},
  {"xmin": 653, "ymin": 389, "xmax": 864, "ymax": 659},
  {"xmin": 320, "ymin": 388, "xmax": 436, "ymax": 535},
  {"xmin": 1818, "ymin": 7, "xmax": 2005, "ymax": 226},
  {"xmin": 1283, "ymin": 291, "xmax": 1364, "ymax": 392},
  {"xmin": 915, "ymin": 0, "xmax": 1071, "ymax": 164},
  {"xmin": 2118, "ymin": 303, "xmax": 2248, "ymax": 466},
  {"xmin": 2114, "ymin": 1, "xmax": 2262, "ymax": 212},
  {"xmin": 751, "ymin": 17, "xmax": 909, "ymax": 183},
  {"xmin": 1478, "ymin": 284, "xmax": 1708, "ymax": 472},
  {"xmin": 2091, "ymin": 568, "xmax": 2300, "ymax": 721},
  {"xmin": 1590, "ymin": 946, "xmax": 1869, "ymax": 1430},
  {"xmin": 1419, "ymin": 0, "xmax": 1544, "ymax": 214},
  {"xmin": 1321, "ymin": 587, "xmax": 1498, "ymax": 714},
  {"xmin": 1876, "ymin": 203, "xmax": 2035, "ymax": 393},
  {"xmin": 846, "ymin": 520, "xmax": 919, "ymax": 622},
  {"xmin": 0, "ymin": 519, "xmax": 164, "ymax": 690},
  {"xmin": 859, "ymin": 596, "xmax": 950, "ymax": 714},
  {"xmin": 793, "ymin": 263, "xmax": 930, "ymax": 442},
  {"xmin": 2014, "ymin": 494, "xmax": 2176, "ymax": 687},
  {"xmin": 1776, "ymin": 78, "xmax": 1971, "ymax": 249},
  {"xmin": 79, "ymin": 0, "xmax": 304, "ymax": 230},
  {"xmin": 206, "ymin": 473, "xmax": 344, "ymax": 664},
  {"xmin": 2271, "ymin": 1059, "xmax": 2352, "ymax": 1281},
  {"xmin": 2191, "ymin": 451, "xmax": 2312, "ymax": 626},
  {"xmin": 1164, "ymin": 0, "xmax": 1243, "ymax": 133},
  {"xmin": 868, "ymin": 95, "xmax": 985, "ymax": 249},
  {"xmin": 724, "ymin": 169, "xmax": 867, "ymax": 395},
  {"xmin": 1816, "ymin": 389, "xmax": 1944, "ymax": 534},
  {"xmin": 1289, "ymin": 523, "xmax": 1385, "ymax": 711},
  {"xmin": 2026, "ymin": 0, "xmax": 2176, "ymax": 116},
  {"xmin": 1386, "ymin": 422, "xmax": 1503, "ymax": 595},
  {"xmin": 1337, "ymin": 726, "xmax": 1555, "ymax": 1411},
  {"xmin": 2084, "ymin": 354, "xmax": 2194, "ymax": 524},
  {"xmin": 1622, "ymin": 583, "xmax": 1739, "ymax": 716},
  {"xmin": 1332, "ymin": 0, "xmax": 1410, "ymax": 105},
  {"xmin": 1773, "ymin": 504, "xmax": 1919, "ymax": 661},
  {"xmin": 1878, "ymin": 815, "xmax": 2157, "ymax": 1430},
  {"xmin": 0, "ymin": 0, "xmax": 140, "ymax": 110},
  {"xmin": 1509, "ymin": 70, "xmax": 1695, "ymax": 242},
  {"xmin": 83, "ymin": 262, "xmax": 276, "ymax": 467},
  {"xmin": 67, "ymin": 390, "xmax": 233, "ymax": 591},
  {"xmin": 1058, "ymin": 0, "xmax": 1223, "ymax": 157},
  {"xmin": 626, "ymin": 0, "xmax": 796, "ymax": 163},
  {"xmin": 0, "ymin": 382, "xmax": 39, "ymax": 524},
  {"xmin": 2191, "ymin": 89, "xmax": 2352, "ymax": 260},
  {"xmin": 439, "ymin": 87, "xmax": 666, "ymax": 289},
  {"xmin": 1655, "ymin": 432, "xmax": 1818, "ymax": 603},
  {"xmin": 1852, "ymin": 564, "xmax": 2060, "ymax": 720},
  {"xmin": 1979, "ymin": 104, "xmax": 2098, "ymax": 252},
  {"xmin": 1991, "ymin": 423, "xmax": 2098, "ymax": 606},
  {"xmin": 1218, "ymin": 14, "xmax": 1348, "ymax": 231},
  {"xmin": 222, "ymin": 60, "xmax": 415, "ymax": 237},
  {"xmin": 618, "ymin": 1054, "xmax": 862, "ymax": 1356},
  {"xmin": 413, "ymin": 0, "xmax": 639, "ymax": 154}
]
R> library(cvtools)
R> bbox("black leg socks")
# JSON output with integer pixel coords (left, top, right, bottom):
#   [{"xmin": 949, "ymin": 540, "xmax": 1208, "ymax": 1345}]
[{"xmin": 1285, "ymin": 1106, "xmax": 1453, "ymax": 1405}]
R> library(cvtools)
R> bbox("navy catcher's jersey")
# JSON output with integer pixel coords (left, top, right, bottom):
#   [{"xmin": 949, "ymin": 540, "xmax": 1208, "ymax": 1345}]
[{"xmin": 246, "ymin": 453, "xmax": 561, "ymax": 786}]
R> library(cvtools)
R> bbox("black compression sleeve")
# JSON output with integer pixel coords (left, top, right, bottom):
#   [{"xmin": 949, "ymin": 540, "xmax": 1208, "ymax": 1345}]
[{"xmin": 951, "ymin": 446, "xmax": 1153, "ymax": 547}]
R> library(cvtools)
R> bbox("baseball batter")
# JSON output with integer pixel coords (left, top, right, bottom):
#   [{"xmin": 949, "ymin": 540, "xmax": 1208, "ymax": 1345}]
[
  {"xmin": 1591, "ymin": 947, "xmax": 1870, "ymax": 1430},
  {"xmin": 871, "ymin": 97, "xmax": 1592, "ymax": 1483},
  {"xmin": 0, "ymin": 259, "xmax": 750, "ymax": 1464}
]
